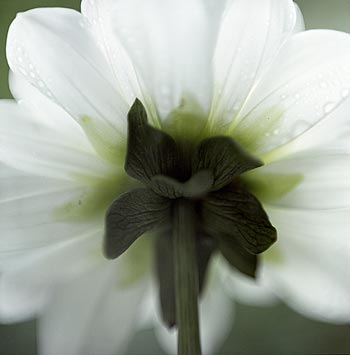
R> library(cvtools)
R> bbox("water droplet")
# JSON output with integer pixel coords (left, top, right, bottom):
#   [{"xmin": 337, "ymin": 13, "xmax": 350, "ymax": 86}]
[
  {"xmin": 38, "ymin": 80, "xmax": 45, "ymax": 88},
  {"xmin": 17, "ymin": 56, "xmax": 23, "ymax": 63},
  {"xmin": 273, "ymin": 129, "xmax": 280, "ymax": 136},
  {"xmin": 30, "ymin": 71, "xmax": 36, "ymax": 78},
  {"xmin": 280, "ymin": 94, "xmax": 287, "ymax": 100},
  {"xmin": 295, "ymin": 93, "xmax": 300, "ymax": 100},
  {"xmin": 341, "ymin": 88, "xmax": 350, "ymax": 98},
  {"xmin": 319, "ymin": 81, "xmax": 328, "ymax": 89},
  {"xmin": 323, "ymin": 102, "xmax": 336, "ymax": 114}
]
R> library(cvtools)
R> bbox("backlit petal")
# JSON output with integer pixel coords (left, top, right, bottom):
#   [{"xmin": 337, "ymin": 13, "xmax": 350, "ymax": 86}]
[
  {"xmin": 38, "ymin": 263, "xmax": 147, "ymax": 355},
  {"xmin": 7, "ymin": 8, "xmax": 129, "ymax": 158},
  {"xmin": 262, "ymin": 206, "xmax": 350, "ymax": 323},
  {"xmin": 232, "ymin": 30, "xmax": 350, "ymax": 155},
  {"xmin": 210, "ymin": 0, "xmax": 301, "ymax": 128}
]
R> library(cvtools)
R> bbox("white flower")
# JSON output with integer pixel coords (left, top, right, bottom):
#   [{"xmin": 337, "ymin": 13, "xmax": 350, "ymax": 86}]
[{"xmin": 0, "ymin": 0, "xmax": 349, "ymax": 354}]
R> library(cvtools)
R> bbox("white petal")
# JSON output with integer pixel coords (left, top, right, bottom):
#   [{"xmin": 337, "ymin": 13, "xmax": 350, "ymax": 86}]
[
  {"xmin": 81, "ymin": 0, "xmax": 142, "ymax": 105},
  {"xmin": 262, "ymin": 206, "xmax": 350, "ymax": 323},
  {"xmin": 0, "ymin": 165, "xmax": 102, "ymax": 266},
  {"xmin": 210, "ymin": 0, "xmax": 301, "ymax": 127},
  {"xmin": 261, "ymin": 95, "xmax": 350, "ymax": 162},
  {"xmin": 94, "ymin": 0, "xmax": 226, "ymax": 119},
  {"xmin": 6, "ymin": 8, "xmax": 129, "ymax": 158},
  {"xmin": 38, "ymin": 263, "xmax": 147, "ymax": 355},
  {"xmin": 0, "ymin": 230, "xmax": 102, "ymax": 323},
  {"xmin": 0, "ymin": 100, "xmax": 114, "ymax": 180},
  {"xmin": 9, "ymin": 71, "xmax": 95, "ymax": 154},
  {"xmin": 246, "ymin": 151, "xmax": 350, "ymax": 210},
  {"xmin": 218, "ymin": 257, "xmax": 278, "ymax": 306},
  {"xmin": 154, "ymin": 260, "xmax": 234, "ymax": 355},
  {"xmin": 232, "ymin": 30, "xmax": 350, "ymax": 155}
]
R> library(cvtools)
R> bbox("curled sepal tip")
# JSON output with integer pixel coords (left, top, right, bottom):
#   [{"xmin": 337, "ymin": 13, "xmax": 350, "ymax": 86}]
[
  {"xmin": 193, "ymin": 136, "xmax": 263, "ymax": 191},
  {"xmin": 202, "ymin": 185, "xmax": 277, "ymax": 255}
]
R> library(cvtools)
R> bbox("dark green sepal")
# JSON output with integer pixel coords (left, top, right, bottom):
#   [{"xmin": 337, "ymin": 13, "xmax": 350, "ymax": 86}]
[
  {"xmin": 219, "ymin": 236, "xmax": 258, "ymax": 278},
  {"xmin": 155, "ymin": 230, "xmax": 176, "ymax": 328},
  {"xmin": 193, "ymin": 136, "xmax": 262, "ymax": 191},
  {"xmin": 196, "ymin": 235, "xmax": 217, "ymax": 291},
  {"xmin": 104, "ymin": 188, "xmax": 170, "ymax": 259},
  {"xmin": 125, "ymin": 99, "xmax": 179, "ymax": 184},
  {"xmin": 152, "ymin": 170, "xmax": 214, "ymax": 199},
  {"xmin": 201, "ymin": 184, "xmax": 277, "ymax": 255}
]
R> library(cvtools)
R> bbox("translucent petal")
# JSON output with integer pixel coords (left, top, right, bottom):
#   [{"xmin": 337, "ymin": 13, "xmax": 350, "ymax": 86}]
[
  {"xmin": 262, "ymin": 206, "xmax": 350, "ymax": 323},
  {"xmin": 38, "ymin": 263, "xmax": 147, "ymax": 355},
  {"xmin": 0, "ymin": 101, "xmax": 113, "ymax": 180},
  {"xmin": 210, "ymin": 0, "xmax": 301, "ymax": 127},
  {"xmin": 232, "ymin": 30, "xmax": 350, "ymax": 155},
  {"xmin": 6, "ymin": 8, "xmax": 129, "ymax": 156},
  {"xmin": 247, "ymin": 151, "xmax": 350, "ymax": 210},
  {"xmin": 86, "ymin": 0, "xmax": 226, "ymax": 120},
  {"xmin": 0, "ymin": 230, "xmax": 102, "ymax": 322}
]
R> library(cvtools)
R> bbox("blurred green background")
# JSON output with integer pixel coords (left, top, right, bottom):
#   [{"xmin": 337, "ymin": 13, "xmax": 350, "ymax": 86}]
[{"xmin": 0, "ymin": 0, "xmax": 350, "ymax": 354}]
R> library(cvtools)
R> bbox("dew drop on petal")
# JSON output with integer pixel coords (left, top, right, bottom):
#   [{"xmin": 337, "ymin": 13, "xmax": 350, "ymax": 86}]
[
  {"xmin": 323, "ymin": 102, "xmax": 336, "ymax": 114},
  {"xmin": 280, "ymin": 94, "xmax": 287, "ymax": 100}
]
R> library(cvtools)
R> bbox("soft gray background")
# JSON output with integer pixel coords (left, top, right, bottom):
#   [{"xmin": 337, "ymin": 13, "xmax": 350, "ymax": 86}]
[{"xmin": 1, "ymin": 0, "xmax": 350, "ymax": 354}]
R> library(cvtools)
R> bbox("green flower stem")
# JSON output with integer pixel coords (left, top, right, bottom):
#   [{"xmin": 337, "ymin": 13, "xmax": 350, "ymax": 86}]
[{"xmin": 173, "ymin": 199, "xmax": 202, "ymax": 355}]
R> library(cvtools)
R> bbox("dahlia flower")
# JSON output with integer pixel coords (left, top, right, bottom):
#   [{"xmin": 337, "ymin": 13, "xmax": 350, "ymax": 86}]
[{"xmin": 0, "ymin": 0, "xmax": 349, "ymax": 354}]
